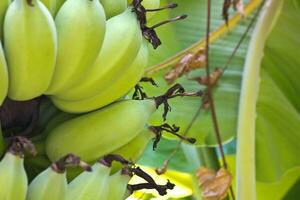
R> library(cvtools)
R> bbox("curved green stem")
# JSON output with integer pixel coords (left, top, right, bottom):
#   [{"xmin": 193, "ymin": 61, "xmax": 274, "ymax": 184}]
[{"xmin": 236, "ymin": 0, "xmax": 283, "ymax": 199}]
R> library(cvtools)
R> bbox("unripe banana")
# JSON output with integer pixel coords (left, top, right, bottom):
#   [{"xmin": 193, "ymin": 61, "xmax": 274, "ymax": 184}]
[
  {"xmin": 143, "ymin": 0, "xmax": 160, "ymax": 19},
  {"xmin": 0, "ymin": 152, "xmax": 27, "ymax": 200},
  {"xmin": 0, "ymin": 137, "xmax": 36, "ymax": 200},
  {"xmin": 4, "ymin": 0, "xmax": 57, "ymax": 101},
  {"xmin": 142, "ymin": 0, "xmax": 160, "ymax": 10},
  {"xmin": 100, "ymin": 0, "xmax": 127, "ymax": 19},
  {"xmin": 45, "ymin": 99, "xmax": 157, "ymax": 162},
  {"xmin": 40, "ymin": 0, "xmax": 56, "ymax": 15},
  {"xmin": 46, "ymin": 0, "xmax": 106, "ymax": 95},
  {"xmin": 107, "ymin": 169, "xmax": 132, "ymax": 200},
  {"xmin": 128, "ymin": 0, "xmax": 160, "ymax": 19},
  {"xmin": 0, "ymin": 42, "xmax": 8, "ymax": 105},
  {"xmin": 27, "ymin": 167, "xmax": 67, "ymax": 200},
  {"xmin": 52, "ymin": 7, "xmax": 142, "ymax": 101},
  {"xmin": 0, "ymin": 0, "xmax": 10, "ymax": 39},
  {"xmin": 67, "ymin": 160, "xmax": 111, "ymax": 200},
  {"xmin": 111, "ymin": 127, "xmax": 153, "ymax": 173},
  {"xmin": 51, "ymin": 40, "xmax": 149, "ymax": 113},
  {"xmin": 27, "ymin": 154, "xmax": 91, "ymax": 200}
]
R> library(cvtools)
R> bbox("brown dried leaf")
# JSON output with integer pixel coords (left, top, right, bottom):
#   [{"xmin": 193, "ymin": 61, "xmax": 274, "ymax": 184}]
[
  {"xmin": 233, "ymin": 0, "xmax": 245, "ymax": 16},
  {"xmin": 164, "ymin": 48, "xmax": 206, "ymax": 85},
  {"xmin": 188, "ymin": 68, "xmax": 223, "ymax": 86},
  {"xmin": 196, "ymin": 167, "xmax": 232, "ymax": 200}
]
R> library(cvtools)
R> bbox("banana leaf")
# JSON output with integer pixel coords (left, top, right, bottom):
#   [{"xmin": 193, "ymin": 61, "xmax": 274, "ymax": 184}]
[
  {"xmin": 142, "ymin": 0, "xmax": 255, "ymax": 146},
  {"xmin": 236, "ymin": 0, "xmax": 300, "ymax": 198},
  {"xmin": 137, "ymin": 0, "xmax": 300, "ymax": 198}
]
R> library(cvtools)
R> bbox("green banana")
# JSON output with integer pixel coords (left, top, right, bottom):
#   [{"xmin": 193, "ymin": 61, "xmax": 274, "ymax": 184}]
[
  {"xmin": 40, "ymin": 0, "xmax": 56, "ymax": 15},
  {"xmin": 27, "ymin": 154, "xmax": 91, "ymax": 200},
  {"xmin": 0, "ymin": 42, "xmax": 8, "ymax": 105},
  {"xmin": 0, "ymin": 137, "xmax": 36, "ymax": 200},
  {"xmin": 100, "ymin": 0, "xmax": 127, "ymax": 19},
  {"xmin": 128, "ymin": 0, "xmax": 160, "ymax": 19},
  {"xmin": 4, "ymin": 0, "xmax": 57, "ymax": 101},
  {"xmin": 107, "ymin": 168, "xmax": 133, "ymax": 200},
  {"xmin": 142, "ymin": 0, "xmax": 160, "ymax": 19},
  {"xmin": 52, "ymin": 7, "xmax": 142, "ymax": 101},
  {"xmin": 67, "ymin": 158, "xmax": 112, "ymax": 200},
  {"xmin": 51, "ymin": 40, "xmax": 149, "ymax": 113},
  {"xmin": 111, "ymin": 127, "xmax": 153, "ymax": 173},
  {"xmin": 0, "ymin": 152, "xmax": 28, "ymax": 200},
  {"xmin": 0, "ymin": 0, "xmax": 10, "ymax": 39},
  {"xmin": 45, "ymin": 99, "xmax": 157, "ymax": 162},
  {"xmin": 27, "ymin": 167, "xmax": 67, "ymax": 200},
  {"xmin": 46, "ymin": 0, "xmax": 106, "ymax": 95}
]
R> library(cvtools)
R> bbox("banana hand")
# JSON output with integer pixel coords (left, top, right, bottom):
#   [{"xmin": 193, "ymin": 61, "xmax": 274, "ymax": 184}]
[
  {"xmin": 51, "ymin": 40, "xmax": 149, "ymax": 113},
  {"xmin": 52, "ymin": 7, "xmax": 142, "ymax": 101}
]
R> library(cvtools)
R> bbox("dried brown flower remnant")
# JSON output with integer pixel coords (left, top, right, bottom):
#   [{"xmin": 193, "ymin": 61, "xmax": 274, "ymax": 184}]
[
  {"xmin": 196, "ymin": 167, "xmax": 232, "ymax": 200},
  {"xmin": 164, "ymin": 48, "xmax": 206, "ymax": 84},
  {"xmin": 188, "ymin": 68, "xmax": 223, "ymax": 86}
]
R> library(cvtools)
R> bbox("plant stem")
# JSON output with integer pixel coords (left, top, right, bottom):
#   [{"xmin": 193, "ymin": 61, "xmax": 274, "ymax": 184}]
[{"xmin": 205, "ymin": 0, "xmax": 234, "ymax": 199}]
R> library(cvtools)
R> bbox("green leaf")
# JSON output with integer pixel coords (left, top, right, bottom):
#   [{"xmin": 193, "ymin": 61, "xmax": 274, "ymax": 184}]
[
  {"xmin": 255, "ymin": 0, "xmax": 300, "ymax": 182},
  {"xmin": 142, "ymin": 11, "xmax": 257, "ymax": 146},
  {"xmin": 138, "ymin": 137, "xmax": 196, "ymax": 173},
  {"xmin": 236, "ymin": 0, "xmax": 300, "ymax": 198}
]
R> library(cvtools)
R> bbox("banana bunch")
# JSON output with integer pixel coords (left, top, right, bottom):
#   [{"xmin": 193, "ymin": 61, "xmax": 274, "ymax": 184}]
[
  {"xmin": 0, "ymin": 0, "xmax": 184, "ymax": 114},
  {"xmin": 0, "ymin": 0, "xmax": 192, "ymax": 199}
]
